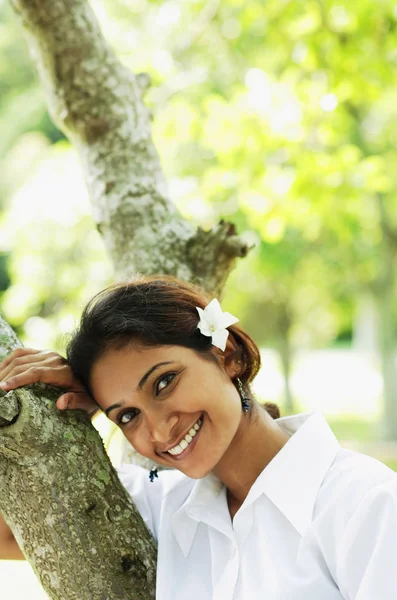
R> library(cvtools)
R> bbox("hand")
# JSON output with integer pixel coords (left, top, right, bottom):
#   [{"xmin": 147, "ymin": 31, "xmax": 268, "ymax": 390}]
[{"xmin": 0, "ymin": 348, "xmax": 98, "ymax": 415}]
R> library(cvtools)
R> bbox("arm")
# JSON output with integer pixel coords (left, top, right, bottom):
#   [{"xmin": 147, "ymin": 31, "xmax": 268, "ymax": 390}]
[
  {"xmin": 0, "ymin": 514, "xmax": 24, "ymax": 560},
  {"xmin": 336, "ymin": 478, "xmax": 397, "ymax": 599}
]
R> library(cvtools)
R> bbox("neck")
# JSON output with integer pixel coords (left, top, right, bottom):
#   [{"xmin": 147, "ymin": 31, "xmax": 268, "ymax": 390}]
[{"xmin": 212, "ymin": 404, "xmax": 290, "ymax": 506}]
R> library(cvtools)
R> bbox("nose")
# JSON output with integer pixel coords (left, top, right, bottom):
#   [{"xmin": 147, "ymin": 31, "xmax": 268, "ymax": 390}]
[{"xmin": 147, "ymin": 412, "xmax": 178, "ymax": 444}]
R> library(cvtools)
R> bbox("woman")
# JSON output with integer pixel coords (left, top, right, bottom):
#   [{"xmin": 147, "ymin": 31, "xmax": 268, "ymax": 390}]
[{"xmin": 0, "ymin": 275, "xmax": 396, "ymax": 599}]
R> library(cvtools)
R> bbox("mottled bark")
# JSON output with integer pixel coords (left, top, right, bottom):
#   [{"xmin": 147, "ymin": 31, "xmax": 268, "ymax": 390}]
[
  {"xmin": 0, "ymin": 316, "xmax": 157, "ymax": 599},
  {"xmin": 10, "ymin": 0, "xmax": 249, "ymax": 297},
  {"xmin": 4, "ymin": 0, "xmax": 252, "ymax": 596}
]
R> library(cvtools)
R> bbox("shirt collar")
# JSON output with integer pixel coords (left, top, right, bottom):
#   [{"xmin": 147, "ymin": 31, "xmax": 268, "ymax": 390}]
[
  {"xmin": 171, "ymin": 470, "xmax": 226, "ymax": 557},
  {"xmin": 247, "ymin": 411, "xmax": 340, "ymax": 535},
  {"xmin": 171, "ymin": 411, "xmax": 340, "ymax": 557}
]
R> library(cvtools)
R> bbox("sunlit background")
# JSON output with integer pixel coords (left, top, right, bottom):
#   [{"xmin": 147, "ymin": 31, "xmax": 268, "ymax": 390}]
[{"xmin": 2, "ymin": 0, "xmax": 397, "ymax": 596}]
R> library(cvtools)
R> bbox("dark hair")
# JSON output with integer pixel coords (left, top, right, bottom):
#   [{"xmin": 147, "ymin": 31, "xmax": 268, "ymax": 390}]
[{"xmin": 66, "ymin": 275, "xmax": 280, "ymax": 419}]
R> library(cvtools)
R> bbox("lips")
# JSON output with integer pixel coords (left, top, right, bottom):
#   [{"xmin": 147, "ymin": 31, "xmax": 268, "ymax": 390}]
[{"xmin": 161, "ymin": 414, "xmax": 204, "ymax": 459}]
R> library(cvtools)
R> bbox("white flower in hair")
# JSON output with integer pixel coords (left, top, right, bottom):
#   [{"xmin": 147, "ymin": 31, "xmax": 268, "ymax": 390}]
[{"xmin": 196, "ymin": 298, "xmax": 239, "ymax": 351}]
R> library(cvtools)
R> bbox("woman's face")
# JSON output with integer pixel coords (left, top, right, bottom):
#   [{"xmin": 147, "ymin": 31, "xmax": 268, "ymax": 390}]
[{"xmin": 90, "ymin": 344, "xmax": 243, "ymax": 478}]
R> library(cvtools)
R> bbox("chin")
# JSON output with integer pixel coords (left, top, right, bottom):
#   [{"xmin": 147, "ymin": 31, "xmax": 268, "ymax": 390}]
[
  {"xmin": 177, "ymin": 452, "xmax": 225, "ymax": 479},
  {"xmin": 177, "ymin": 464, "xmax": 212, "ymax": 480}
]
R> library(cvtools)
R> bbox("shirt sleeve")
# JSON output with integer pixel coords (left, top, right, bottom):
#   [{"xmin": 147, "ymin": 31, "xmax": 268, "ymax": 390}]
[
  {"xmin": 336, "ymin": 477, "xmax": 397, "ymax": 599},
  {"xmin": 116, "ymin": 464, "xmax": 186, "ymax": 543}
]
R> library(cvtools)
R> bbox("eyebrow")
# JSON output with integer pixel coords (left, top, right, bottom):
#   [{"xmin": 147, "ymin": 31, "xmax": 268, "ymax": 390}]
[{"xmin": 104, "ymin": 361, "xmax": 174, "ymax": 418}]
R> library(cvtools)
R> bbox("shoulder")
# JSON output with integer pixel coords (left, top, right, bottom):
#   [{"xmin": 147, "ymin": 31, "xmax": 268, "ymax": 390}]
[
  {"xmin": 117, "ymin": 464, "xmax": 194, "ymax": 541},
  {"xmin": 311, "ymin": 448, "xmax": 397, "ymax": 590},
  {"xmin": 315, "ymin": 447, "xmax": 397, "ymax": 521},
  {"xmin": 321, "ymin": 453, "xmax": 397, "ymax": 598}
]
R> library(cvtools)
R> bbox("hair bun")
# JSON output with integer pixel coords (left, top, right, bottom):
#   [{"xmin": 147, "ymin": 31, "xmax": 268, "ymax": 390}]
[{"xmin": 263, "ymin": 402, "xmax": 281, "ymax": 420}]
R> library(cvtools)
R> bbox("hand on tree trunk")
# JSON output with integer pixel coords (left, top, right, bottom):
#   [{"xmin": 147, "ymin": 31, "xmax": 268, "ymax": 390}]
[{"xmin": 0, "ymin": 348, "xmax": 98, "ymax": 416}]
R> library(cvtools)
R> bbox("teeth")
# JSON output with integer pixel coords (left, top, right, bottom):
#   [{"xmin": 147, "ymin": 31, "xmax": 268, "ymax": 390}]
[{"xmin": 167, "ymin": 417, "xmax": 202, "ymax": 456}]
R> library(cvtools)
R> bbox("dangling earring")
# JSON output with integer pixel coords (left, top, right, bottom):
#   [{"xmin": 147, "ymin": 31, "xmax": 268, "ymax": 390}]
[
  {"xmin": 236, "ymin": 377, "xmax": 250, "ymax": 412},
  {"xmin": 149, "ymin": 466, "xmax": 158, "ymax": 482}
]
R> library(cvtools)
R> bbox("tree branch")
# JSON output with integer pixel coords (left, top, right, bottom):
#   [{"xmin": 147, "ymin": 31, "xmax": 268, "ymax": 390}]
[{"xmin": 11, "ymin": 0, "xmax": 249, "ymax": 288}]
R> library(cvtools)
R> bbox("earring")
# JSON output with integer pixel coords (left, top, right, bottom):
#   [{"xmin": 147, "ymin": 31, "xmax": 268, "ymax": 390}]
[
  {"xmin": 149, "ymin": 466, "xmax": 158, "ymax": 483},
  {"xmin": 236, "ymin": 377, "xmax": 250, "ymax": 412}
]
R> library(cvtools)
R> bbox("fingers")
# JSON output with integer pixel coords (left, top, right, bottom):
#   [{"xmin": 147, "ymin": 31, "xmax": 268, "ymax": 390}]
[
  {"xmin": 0, "ymin": 348, "xmax": 42, "ymax": 377},
  {"xmin": 0, "ymin": 347, "xmax": 98, "ymax": 416},
  {"xmin": 0, "ymin": 364, "xmax": 78, "ymax": 391},
  {"xmin": 0, "ymin": 351, "xmax": 68, "ymax": 388},
  {"xmin": 0, "ymin": 349, "xmax": 65, "ymax": 380},
  {"xmin": 57, "ymin": 392, "xmax": 98, "ymax": 416}
]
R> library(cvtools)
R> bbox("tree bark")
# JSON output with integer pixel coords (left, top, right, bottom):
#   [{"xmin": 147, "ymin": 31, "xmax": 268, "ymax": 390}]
[
  {"xmin": 10, "ymin": 0, "xmax": 249, "ymax": 297},
  {"xmin": 0, "ymin": 317, "xmax": 157, "ymax": 599},
  {"xmin": 3, "ymin": 0, "xmax": 251, "ymax": 597}
]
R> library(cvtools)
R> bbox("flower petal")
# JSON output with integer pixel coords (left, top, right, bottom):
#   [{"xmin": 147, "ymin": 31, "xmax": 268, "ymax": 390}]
[
  {"xmin": 217, "ymin": 311, "xmax": 239, "ymax": 329},
  {"xmin": 211, "ymin": 329, "xmax": 229, "ymax": 351},
  {"xmin": 197, "ymin": 321, "xmax": 212, "ymax": 336},
  {"xmin": 196, "ymin": 300, "xmax": 239, "ymax": 349},
  {"xmin": 202, "ymin": 299, "xmax": 239, "ymax": 329},
  {"xmin": 203, "ymin": 299, "xmax": 224, "ymax": 324},
  {"xmin": 196, "ymin": 306, "xmax": 212, "ymax": 332}
]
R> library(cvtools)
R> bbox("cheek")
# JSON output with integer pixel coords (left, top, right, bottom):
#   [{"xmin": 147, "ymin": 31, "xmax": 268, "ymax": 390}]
[
  {"xmin": 214, "ymin": 383, "xmax": 242, "ymax": 417},
  {"xmin": 123, "ymin": 425, "xmax": 153, "ymax": 457}
]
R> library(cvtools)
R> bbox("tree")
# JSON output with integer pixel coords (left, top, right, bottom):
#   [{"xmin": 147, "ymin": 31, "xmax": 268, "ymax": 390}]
[{"xmin": 0, "ymin": 0, "xmax": 250, "ymax": 597}]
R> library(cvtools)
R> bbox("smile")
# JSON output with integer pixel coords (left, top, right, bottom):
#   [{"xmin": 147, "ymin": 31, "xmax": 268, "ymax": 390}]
[{"xmin": 166, "ymin": 416, "xmax": 203, "ymax": 457}]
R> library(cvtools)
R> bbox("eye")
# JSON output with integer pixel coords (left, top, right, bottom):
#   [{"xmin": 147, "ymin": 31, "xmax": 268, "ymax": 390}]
[
  {"xmin": 117, "ymin": 408, "xmax": 140, "ymax": 426},
  {"xmin": 156, "ymin": 372, "xmax": 176, "ymax": 395}
]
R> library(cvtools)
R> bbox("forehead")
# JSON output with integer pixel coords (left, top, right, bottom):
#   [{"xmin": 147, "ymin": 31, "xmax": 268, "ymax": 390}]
[{"xmin": 90, "ymin": 344, "xmax": 196, "ymax": 403}]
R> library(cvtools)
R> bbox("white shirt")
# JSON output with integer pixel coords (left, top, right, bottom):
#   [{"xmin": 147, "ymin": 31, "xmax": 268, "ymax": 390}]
[{"xmin": 117, "ymin": 411, "xmax": 397, "ymax": 599}]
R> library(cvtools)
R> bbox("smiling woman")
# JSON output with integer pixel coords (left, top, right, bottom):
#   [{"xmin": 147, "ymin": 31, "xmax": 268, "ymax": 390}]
[
  {"xmin": 66, "ymin": 276, "xmax": 282, "ymax": 482},
  {"xmin": 1, "ymin": 275, "xmax": 397, "ymax": 600}
]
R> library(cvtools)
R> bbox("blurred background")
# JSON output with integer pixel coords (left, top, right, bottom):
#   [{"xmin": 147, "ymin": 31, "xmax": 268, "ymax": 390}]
[{"xmin": 1, "ymin": 0, "xmax": 397, "ymax": 595}]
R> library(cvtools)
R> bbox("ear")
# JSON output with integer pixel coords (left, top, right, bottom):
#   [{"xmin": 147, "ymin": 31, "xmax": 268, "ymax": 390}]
[{"xmin": 215, "ymin": 332, "xmax": 243, "ymax": 380}]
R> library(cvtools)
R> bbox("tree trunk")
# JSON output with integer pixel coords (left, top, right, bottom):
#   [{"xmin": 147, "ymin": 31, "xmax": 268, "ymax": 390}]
[
  {"xmin": 353, "ymin": 288, "xmax": 397, "ymax": 440},
  {"xmin": 375, "ymin": 265, "xmax": 397, "ymax": 440},
  {"xmin": 278, "ymin": 332, "xmax": 294, "ymax": 415},
  {"xmin": 3, "ymin": 0, "xmax": 252, "ymax": 597},
  {"xmin": 275, "ymin": 303, "xmax": 294, "ymax": 415},
  {"xmin": 9, "ymin": 0, "xmax": 249, "ymax": 297},
  {"xmin": 374, "ymin": 194, "xmax": 397, "ymax": 440},
  {"xmin": 0, "ymin": 317, "xmax": 157, "ymax": 599},
  {"xmin": 352, "ymin": 293, "xmax": 379, "ymax": 354}
]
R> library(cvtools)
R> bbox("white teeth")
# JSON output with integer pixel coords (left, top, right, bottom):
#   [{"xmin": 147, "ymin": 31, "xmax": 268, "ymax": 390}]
[{"xmin": 167, "ymin": 417, "xmax": 203, "ymax": 456}]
